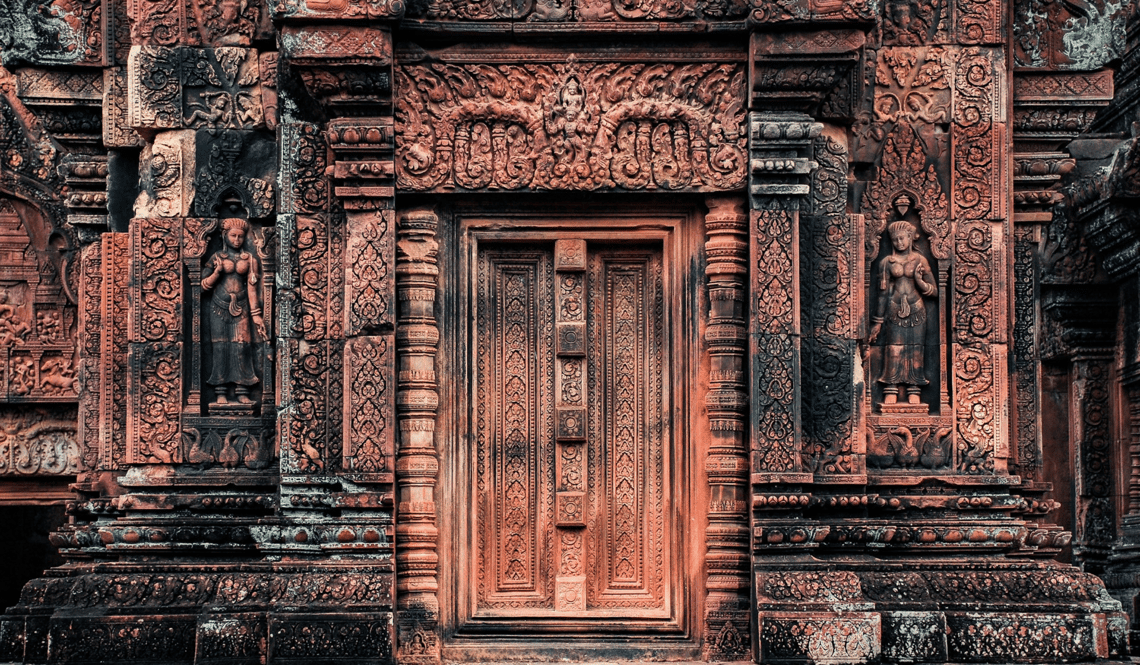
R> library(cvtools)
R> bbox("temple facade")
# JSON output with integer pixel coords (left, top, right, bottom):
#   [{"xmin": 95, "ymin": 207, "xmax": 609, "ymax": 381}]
[{"xmin": 0, "ymin": 0, "xmax": 1139, "ymax": 662}]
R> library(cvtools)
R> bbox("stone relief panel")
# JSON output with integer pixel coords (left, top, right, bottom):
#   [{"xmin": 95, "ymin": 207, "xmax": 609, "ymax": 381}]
[
  {"xmin": 848, "ymin": 43, "xmax": 1009, "ymax": 476},
  {"xmin": 0, "ymin": 407, "xmax": 79, "ymax": 475},
  {"xmin": 1014, "ymin": 0, "xmax": 1134, "ymax": 69},
  {"xmin": 0, "ymin": 0, "xmax": 107, "ymax": 67},
  {"xmin": 0, "ymin": 198, "xmax": 79, "ymax": 477},
  {"xmin": 127, "ymin": 46, "xmax": 269, "ymax": 133},
  {"xmin": 128, "ymin": 0, "xmax": 273, "ymax": 47},
  {"xmin": 395, "ymin": 51, "xmax": 747, "ymax": 192}
]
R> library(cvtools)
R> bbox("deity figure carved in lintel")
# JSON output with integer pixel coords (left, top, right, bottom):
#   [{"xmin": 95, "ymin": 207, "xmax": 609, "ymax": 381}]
[
  {"xmin": 202, "ymin": 217, "xmax": 265, "ymax": 410},
  {"xmin": 870, "ymin": 196, "xmax": 936, "ymax": 413}
]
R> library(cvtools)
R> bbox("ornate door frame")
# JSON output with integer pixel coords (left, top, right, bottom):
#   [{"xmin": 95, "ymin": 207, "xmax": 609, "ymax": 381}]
[{"xmin": 432, "ymin": 199, "xmax": 711, "ymax": 660}]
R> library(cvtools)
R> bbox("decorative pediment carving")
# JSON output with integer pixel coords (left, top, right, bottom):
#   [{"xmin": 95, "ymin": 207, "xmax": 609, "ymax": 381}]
[
  {"xmin": 396, "ymin": 56, "xmax": 747, "ymax": 192},
  {"xmin": 861, "ymin": 122, "xmax": 949, "ymax": 260}
]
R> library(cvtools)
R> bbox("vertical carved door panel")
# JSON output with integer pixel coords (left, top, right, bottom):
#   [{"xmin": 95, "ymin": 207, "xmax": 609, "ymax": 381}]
[
  {"xmin": 587, "ymin": 250, "xmax": 666, "ymax": 611},
  {"xmin": 476, "ymin": 247, "xmax": 555, "ymax": 610},
  {"xmin": 471, "ymin": 238, "xmax": 671, "ymax": 624}
]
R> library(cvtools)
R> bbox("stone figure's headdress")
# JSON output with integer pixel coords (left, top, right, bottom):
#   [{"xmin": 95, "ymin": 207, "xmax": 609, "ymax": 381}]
[
  {"xmin": 888, "ymin": 220, "xmax": 917, "ymax": 238},
  {"xmin": 222, "ymin": 218, "xmax": 250, "ymax": 233}
]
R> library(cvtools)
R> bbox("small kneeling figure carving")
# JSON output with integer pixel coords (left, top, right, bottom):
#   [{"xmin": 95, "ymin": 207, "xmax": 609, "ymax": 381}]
[
  {"xmin": 202, "ymin": 217, "xmax": 266, "ymax": 406},
  {"xmin": 869, "ymin": 219, "xmax": 935, "ymax": 407}
]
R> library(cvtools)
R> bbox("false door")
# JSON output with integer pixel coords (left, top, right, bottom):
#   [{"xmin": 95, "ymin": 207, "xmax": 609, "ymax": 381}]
[{"xmin": 462, "ymin": 228, "xmax": 681, "ymax": 632}]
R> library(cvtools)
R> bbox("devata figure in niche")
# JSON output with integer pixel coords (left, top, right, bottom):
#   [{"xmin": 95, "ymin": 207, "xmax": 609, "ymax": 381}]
[
  {"xmin": 870, "ymin": 214, "xmax": 936, "ymax": 409},
  {"xmin": 202, "ymin": 217, "xmax": 265, "ymax": 408}
]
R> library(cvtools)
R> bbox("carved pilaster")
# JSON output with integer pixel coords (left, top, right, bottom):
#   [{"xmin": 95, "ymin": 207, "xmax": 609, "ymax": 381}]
[
  {"xmin": 395, "ymin": 207, "xmax": 441, "ymax": 665},
  {"xmin": 702, "ymin": 196, "xmax": 751, "ymax": 661},
  {"xmin": 1012, "ymin": 226, "xmax": 1042, "ymax": 481},
  {"xmin": 803, "ymin": 133, "xmax": 863, "ymax": 480},
  {"xmin": 126, "ymin": 216, "xmax": 183, "ymax": 465},
  {"xmin": 1071, "ymin": 357, "xmax": 1116, "ymax": 573},
  {"xmin": 950, "ymin": 46, "xmax": 1009, "ymax": 475},
  {"xmin": 333, "ymin": 118, "xmax": 396, "ymax": 483},
  {"xmin": 99, "ymin": 232, "xmax": 129, "ymax": 471},
  {"xmin": 748, "ymin": 112, "xmax": 819, "ymax": 483}
]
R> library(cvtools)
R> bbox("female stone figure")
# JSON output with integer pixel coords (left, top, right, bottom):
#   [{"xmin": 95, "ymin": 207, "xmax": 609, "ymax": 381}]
[
  {"xmin": 869, "ymin": 218, "xmax": 936, "ymax": 406},
  {"xmin": 202, "ymin": 217, "xmax": 266, "ymax": 406}
]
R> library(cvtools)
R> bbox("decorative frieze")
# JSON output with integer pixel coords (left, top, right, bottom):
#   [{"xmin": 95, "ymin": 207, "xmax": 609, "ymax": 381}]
[{"xmin": 396, "ymin": 55, "xmax": 747, "ymax": 193}]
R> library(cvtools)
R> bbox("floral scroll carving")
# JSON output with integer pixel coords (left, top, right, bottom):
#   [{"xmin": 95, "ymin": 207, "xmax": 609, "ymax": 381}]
[{"xmin": 396, "ymin": 61, "xmax": 746, "ymax": 192}]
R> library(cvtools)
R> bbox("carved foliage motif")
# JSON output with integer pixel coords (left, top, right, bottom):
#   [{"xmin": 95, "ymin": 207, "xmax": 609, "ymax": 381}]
[
  {"xmin": 870, "ymin": 46, "xmax": 952, "ymax": 130},
  {"xmin": 128, "ymin": 46, "xmax": 180, "ymax": 129},
  {"xmin": 0, "ymin": 408, "xmax": 79, "ymax": 476},
  {"xmin": 751, "ymin": 202, "xmax": 799, "ymax": 474},
  {"xmin": 954, "ymin": 0, "xmax": 1001, "ymax": 44},
  {"xmin": 128, "ymin": 46, "xmax": 266, "ymax": 131},
  {"xmin": 281, "ymin": 338, "xmax": 333, "ymax": 474},
  {"xmin": 760, "ymin": 614, "xmax": 881, "ymax": 663},
  {"xmin": 285, "ymin": 215, "xmax": 329, "ymax": 342},
  {"xmin": 345, "ymin": 335, "xmax": 394, "ymax": 475},
  {"xmin": 952, "ymin": 48, "xmax": 1003, "ymax": 228},
  {"xmin": 130, "ymin": 0, "xmax": 269, "ymax": 47},
  {"xmin": 951, "ymin": 47, "xmax": 1004, "ymax": 474},
  {"xmin": 1012, "ymin": 229, "xmax": 1040, "ymax": 478},
  {"xmin": 131, "ymin": 218, "xmax": 180, "ymax": 344},
  {"xmin": 748, "ymin": 0, "xmax": 877, "ymax": 22},
  {"xmin": 861, "ymin": 122, "xmax": 950, "ymax": 261},
  {"xmin": 590, "ymin": 251, "xmax": 665, "ymax": 605},
  {"xmin": 279, "ymin": 123, "xmax": 328, "ymax": 215},
  {"xmin": 104, "ymin": 68, "xmax": 145, "ymax": 149},
  {"xmin": 1074, "ymin": 360, "xmax": 1115, "ymax": 551},
  {"xmin": 476, "ymin": 250, "xmax": 550, "ymax": 601},
  {"xmin": 346, "ymin": 210, "xmax": 394, "ymax": 336},
  {"xmin": 803, "ymin": 136, "xmax": 861, "ymax": 475},
  {"xmin": 396, "ymin": 62, "xmax": 746, "ymax": 192},
  {"xmin": 192, "ymin": 130, "xmax": 275, "ymax": 218},
  {"xmin": 128, "ymin": 217, "xmax": 182, "ymax": 464},
  {"xmin": 77, "ymin": 241, "xmax": 101, "ymax": 470},
  {"xmin": 105, "ymin": 234, "xmax": 129, "ymax": 468},
  {"xmin": 278, "ymin": 207, "xmax": 343, "ymax": 476},
  {"xmin": 182, "ymin": 47, "xmax": 263, "ymax": 129}
]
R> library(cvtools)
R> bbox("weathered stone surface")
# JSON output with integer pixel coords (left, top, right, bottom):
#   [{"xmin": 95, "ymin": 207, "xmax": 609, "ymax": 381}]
[{"xmin": 0, "ymin": 0, "xmax": 1139, "ymax": 664}]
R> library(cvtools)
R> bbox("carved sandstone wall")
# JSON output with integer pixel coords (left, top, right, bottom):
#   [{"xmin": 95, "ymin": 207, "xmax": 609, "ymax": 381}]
[{"xmin": 0, "ymin": 0, "xmax": 1136, "ymax": 663}]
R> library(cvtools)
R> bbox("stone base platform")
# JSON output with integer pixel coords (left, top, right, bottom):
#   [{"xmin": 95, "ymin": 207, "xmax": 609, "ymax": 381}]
[
  {"xmin": 755, "ymin": 559, "xmax": 1130, "ymax": 664},
  {"xmin": 0, "ymin": 561, "xmax": 393, "ymax": 665}
]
